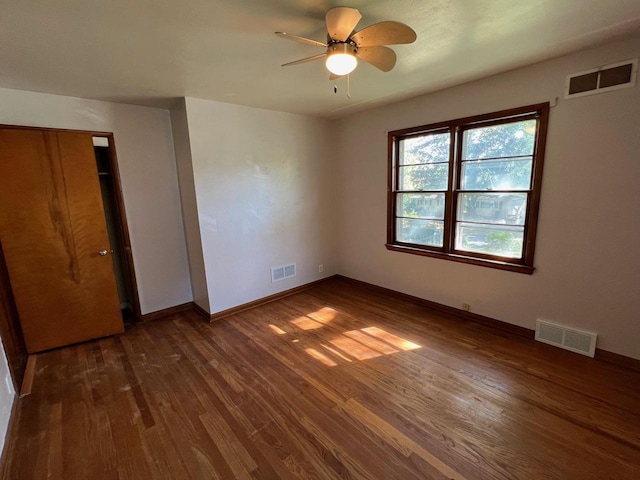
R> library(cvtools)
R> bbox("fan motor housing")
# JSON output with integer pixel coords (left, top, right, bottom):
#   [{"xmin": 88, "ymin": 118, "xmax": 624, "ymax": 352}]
[{"xmin": 327, "ymin": 42, "xmax": 358, "ymax": 56}]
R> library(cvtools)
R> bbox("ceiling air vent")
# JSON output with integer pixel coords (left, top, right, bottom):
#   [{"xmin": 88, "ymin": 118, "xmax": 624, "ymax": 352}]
[
  {"xmin": 565, "ymin": 58, "xmax": 637, "ymax": 99},
  {"xmin": 535, "ymin": 319, "xmax": 597, "ymax": 357},
  {"xmin": 271, "ymin": 263, "xmax": 296, "ymax": 283}
]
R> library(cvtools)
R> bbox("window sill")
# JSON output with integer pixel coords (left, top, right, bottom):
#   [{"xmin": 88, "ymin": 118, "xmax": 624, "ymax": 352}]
[{"xmin": 385, "ymin": 243, "xmax": 535, "ymax": 274}]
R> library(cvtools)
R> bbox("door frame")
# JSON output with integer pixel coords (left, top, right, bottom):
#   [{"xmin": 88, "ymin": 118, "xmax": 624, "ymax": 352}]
[{"xmin": 0, "ymin": 241, "xmax": 27, "ymax": 390}]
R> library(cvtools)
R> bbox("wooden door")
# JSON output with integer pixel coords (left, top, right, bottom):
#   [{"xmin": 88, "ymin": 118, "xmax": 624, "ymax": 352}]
[{"xmin": 0, "ymin": 127, "xmax": 124, "ymax": 353}]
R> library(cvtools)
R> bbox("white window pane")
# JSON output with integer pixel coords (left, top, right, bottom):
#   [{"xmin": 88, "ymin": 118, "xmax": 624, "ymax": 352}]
[
  {"xmin": 458, "ymin": 193, "xmax": 528, "ymax": 226},
  {"xmin": 461, "ymin": 157, "xmax": 532, "ymax": 191},
  {"xmin": 399, "ymin": 164, "xmax": 448, "ymax": 191},
  {"xmin": 397, "ymin": 193, "xmax": 445, "ymax": 220},
  {"xmin": 396, "ymin": 218, "xmax": 444, "ymax": 247},
  {"xmin": 455, "ymin": 223, "xmax": 524, "ymax": 258},
  {"xmin": 462, "ymin": 119, "xmax": 536, "ymax": 160},
  {"xmin": 399, "ymin": 132, "xmax": 450, "ymax": 165}
]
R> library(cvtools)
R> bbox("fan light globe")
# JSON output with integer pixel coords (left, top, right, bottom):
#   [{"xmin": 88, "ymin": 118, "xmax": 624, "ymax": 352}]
[{"xmin": 326, "ymin": 43, "xmax": 357, "ymax": 76}]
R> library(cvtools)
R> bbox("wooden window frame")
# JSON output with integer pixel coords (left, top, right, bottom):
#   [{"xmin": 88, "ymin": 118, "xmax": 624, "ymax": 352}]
[{"xmin": 386, "ymin": 103, "xmax": 550, "ymax": 274}]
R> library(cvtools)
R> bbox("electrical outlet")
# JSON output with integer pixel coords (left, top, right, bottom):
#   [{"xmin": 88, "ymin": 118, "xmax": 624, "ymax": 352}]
[
  {"xmin": 318, "ymin": 264, "xmax": 324, "ymax": 273},
  {"xmin": 462, "ymin": 303, "xmax": 470, "ymax": 312}
]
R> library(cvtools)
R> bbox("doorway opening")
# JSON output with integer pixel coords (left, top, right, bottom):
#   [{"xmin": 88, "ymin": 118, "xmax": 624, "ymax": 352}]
[{"xmin": 93, "ymin": 136, "xmax": 140, "ymax": 324}]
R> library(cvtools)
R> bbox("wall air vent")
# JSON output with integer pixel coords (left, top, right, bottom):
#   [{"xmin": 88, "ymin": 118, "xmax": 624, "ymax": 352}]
[
  {"xmin": 535, "ymin": 319, "xmax": 597, "ymax": 357},
  {"xmin": 271, "ymin": 263, "xmax": 296, "ymax": 283},
  {"xmin": 565, "ymin": 58, "xmax": 637, "ymax": 99}
]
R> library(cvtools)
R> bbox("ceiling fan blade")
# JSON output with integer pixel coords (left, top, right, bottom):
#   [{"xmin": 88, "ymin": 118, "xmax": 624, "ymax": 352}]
[
  {"xmin": 325, "ymin": 7, "xmax": 362, "ymax": 41},
  {"xmin": 356, "ymin": 46, "xmax": 397, "ymax": 72},
  {"xmin": 281, "ymin": 53, "xmax": 327, "ymax": 67},
  {"xmin": 351, "ymin": 21, "xmax": 417, "ymax": 47},
  {"xmin": 275, "ymin": 32, "xmax": 327, "ymax": 48}
]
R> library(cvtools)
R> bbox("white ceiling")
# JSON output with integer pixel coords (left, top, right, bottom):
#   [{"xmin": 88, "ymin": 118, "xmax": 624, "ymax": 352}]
[{"xmin": 1, "ymin": 0, "xmax": 640, "ymax": 118}]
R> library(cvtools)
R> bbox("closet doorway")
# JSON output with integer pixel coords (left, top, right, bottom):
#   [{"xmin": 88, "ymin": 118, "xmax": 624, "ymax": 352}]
[{"xmin": 93, "ymin": 136, "xmax": 139, "ymax": 324}]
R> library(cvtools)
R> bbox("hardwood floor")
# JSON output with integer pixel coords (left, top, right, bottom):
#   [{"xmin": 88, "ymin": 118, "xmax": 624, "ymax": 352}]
[{"xmin": 2, "ymin": 277, "xmax": 639, "ymax": 479}]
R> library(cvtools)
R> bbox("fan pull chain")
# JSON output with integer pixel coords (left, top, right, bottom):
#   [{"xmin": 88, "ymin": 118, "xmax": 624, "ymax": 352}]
[{"xmin": 332, "ymin": 77, "xmax": 352, "ymax": 99}]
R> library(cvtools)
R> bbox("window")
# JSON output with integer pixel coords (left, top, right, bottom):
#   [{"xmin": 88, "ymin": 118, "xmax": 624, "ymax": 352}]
[{"xmin": 387, "ymin": 103, "xmax": 550, "ymax": 273}]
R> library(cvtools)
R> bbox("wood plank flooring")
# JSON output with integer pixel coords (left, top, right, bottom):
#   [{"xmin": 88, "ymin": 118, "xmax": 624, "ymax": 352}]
[{"xmin": 2, "ymin": 277, "xmax": 639, "ymax": 479}]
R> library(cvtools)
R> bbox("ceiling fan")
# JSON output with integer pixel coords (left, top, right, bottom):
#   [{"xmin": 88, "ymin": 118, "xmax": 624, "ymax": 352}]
[{"xmin": 275, "ymin": 6, "xmax": 417, "ymax": 79}]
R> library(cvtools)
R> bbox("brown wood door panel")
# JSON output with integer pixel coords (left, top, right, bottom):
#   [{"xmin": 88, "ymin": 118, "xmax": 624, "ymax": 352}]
[{"xmin": 0, "ymin": 128, "xmax": 123, "ymax": 353}]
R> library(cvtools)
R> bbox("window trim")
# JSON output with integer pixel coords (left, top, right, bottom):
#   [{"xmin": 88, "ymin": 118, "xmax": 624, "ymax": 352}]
[{"xmin": 386, "ymin": 103, "xmax": 550, "ymax": 274}]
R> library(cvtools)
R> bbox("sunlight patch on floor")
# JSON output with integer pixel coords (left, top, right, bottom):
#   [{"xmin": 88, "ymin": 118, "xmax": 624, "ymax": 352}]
[
  {"xmin": 327, "ymin": 327, "xmax": 422, "ymax": 363},
  {"xmin": 329, "ymin": 336, "xmax": 382, "ymax": 361},
  {"xmin": 361, "ymin": 326, "xmax": 421, "ymax": 351},
  {"xmin": 290, "ymin": 316, "xmax": 324, "ymax": 330},
  {"xmin": 307, "ymin": 307, "xmax": 337, "ymax": 324},
  {"xmin": 268, "ymin": 324, "xmax": 287, "ymax": 335},
  {"xmin": 289, "ymin": 307, "xmax": 337, "ymax": 331},
  {"xmin": 266, "ymin": 306, "xmax": 421, "ymax": 366},
  {"xmin": 320, "ymin": 344, "xmax": 353, "ymax": 362},
  {"xmin": 343, "ymin": 330, "xmax": 398, "ymax": 355},
  {"xmin": 304, "ymin": 348, "xmax": 338, "ymax": 367}
]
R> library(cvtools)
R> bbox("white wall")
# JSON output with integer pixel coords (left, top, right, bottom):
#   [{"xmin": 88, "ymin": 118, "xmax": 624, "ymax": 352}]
[
  {"xmin": 0, "ymin": 339, "xmax": 14, "ymax": 459},
  {"xmin": 170, "ymin": 100, "xmax": 210, "ymax": 312},
  {"xmin": 335, "ymin": 35, "xmax": 640, "ymax": 359},
  {"xmin": 0, "ymin": 88, "xmax": 193, "ymax": 314},
  {"xmin": 182, "ymin": 98, "xmax": 337, "ymax": 313}
]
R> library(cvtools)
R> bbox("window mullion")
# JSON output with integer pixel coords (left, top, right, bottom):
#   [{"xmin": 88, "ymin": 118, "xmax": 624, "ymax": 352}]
[{"xmin": 443, "ymin": 127, "xmax": 459, "ymax": 253}]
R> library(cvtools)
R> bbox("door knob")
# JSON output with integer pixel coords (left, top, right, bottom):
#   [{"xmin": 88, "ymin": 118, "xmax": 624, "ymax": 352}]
[{"xmin": 98, "ymin": 249, "xmax": 108, "ymax": 256}]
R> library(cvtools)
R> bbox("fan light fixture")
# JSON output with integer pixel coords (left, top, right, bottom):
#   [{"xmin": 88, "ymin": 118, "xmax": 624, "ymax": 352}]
[
  {"xmin": 276, "ymin": 6, "xmax": 417, "ymax": 85},
  {"xmin": 325, "ymin": 43, "xmax": 357, "ymax": 76}
]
